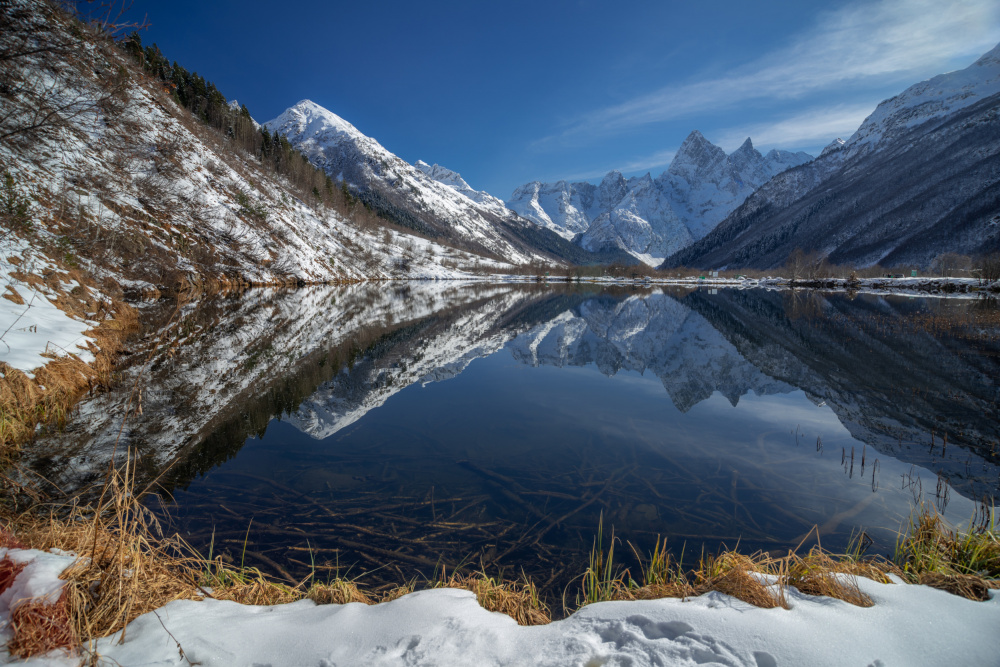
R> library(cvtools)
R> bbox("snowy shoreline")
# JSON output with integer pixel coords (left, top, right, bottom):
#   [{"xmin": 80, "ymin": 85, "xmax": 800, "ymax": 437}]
[{"xmin": 1, "ymin": 545, "xmax": 997, "ymax": 666}]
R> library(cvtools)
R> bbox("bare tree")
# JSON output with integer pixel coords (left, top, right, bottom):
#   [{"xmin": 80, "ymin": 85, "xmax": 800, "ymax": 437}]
[{"xmin": 0, "ymin": 0, "xmax": 147, "ymax": 142}]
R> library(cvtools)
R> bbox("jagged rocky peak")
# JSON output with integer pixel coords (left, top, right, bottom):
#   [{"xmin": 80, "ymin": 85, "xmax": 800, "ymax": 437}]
[
  {"xmin": 509, "ymin": 180, "xmax": 541, "ymax": 200},
  {"xmin": 727, "ymin": 137, "xmax": 765, "ymax": 172},
  {"xmin": 509, "ymin": 128, "xmax": 814, "ymax": 262},
  {"xmin": 731, "ymin": 137, "xmax": 758, "ymax": 158},
  {"xmin": 598, "ymin": 170, "xmax": 628, "ymax": 207},
  {"xmin": 666, "ymin": 130, "xmax": 728, "ymax": 179},
  {"xmin": 631, "ymin": 172, "xmax": 654, "ymax": 191}
]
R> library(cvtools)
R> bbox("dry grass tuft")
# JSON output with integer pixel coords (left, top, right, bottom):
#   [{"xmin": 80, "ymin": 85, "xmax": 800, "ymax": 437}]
[
  {"xmin": 10, "ymin": 462, "xmax": 200, "ymax": 647},
  {"xmin": 444, "ymin": 572, "xmax": 550, "ymax": 626},
  {"xmin": 786, "ymin": 549, "xmax": 874, "ymax": 607},
  {"xmin": 0, "ymin": 557, "xmax": 26, "ymax": 594},
  {"xmin": 378, "ymin": 582, "xmax": 416, "ymax": 603},
  {"xmin": 698, "ymin": 552, "xmax": 786, "ymax": 609},
  {"xmin": 917, "ymin": 571, "xmax": 997, "ymax": 601},
  {"xmin": 0, "ymin": 363, "xmax": 42, "ymax": 448},
  {"xmin": 206, "ymin": 567, "xmax": 301, "ymax": 607},
  {"xmin": 306, "ymin": 579, "xmax": 371, "ymax": 606},
  {"xmin": 894, "ymin": 504, "xmax": 999, "ymax": 600}
]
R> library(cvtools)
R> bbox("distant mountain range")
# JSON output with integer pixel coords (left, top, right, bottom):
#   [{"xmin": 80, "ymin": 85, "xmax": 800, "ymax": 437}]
[
  {"xmin": 265, "ymin": 99, "xmax": 813, "ymax": 267},
  {"xmin": 507, "ymin": 135, "xmax": 811, "ymax": 264},
  {"xmin": 263, "ymin": 42, "xmax": 1000, "ymax": 271},
  {"xmin": 264, "ymin": 101, "xmax": 634, "ymax": 267}
]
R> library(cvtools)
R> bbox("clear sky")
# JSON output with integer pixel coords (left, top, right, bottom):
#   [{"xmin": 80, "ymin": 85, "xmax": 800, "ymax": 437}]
[{"xmin": 124, "ymin": 0, "xmax": 1000, "ymax": 198}]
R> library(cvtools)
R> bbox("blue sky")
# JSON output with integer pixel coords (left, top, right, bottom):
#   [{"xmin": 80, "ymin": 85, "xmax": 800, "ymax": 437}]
[{"xmin": 126, "ymin": 0, "xmax": 1000, "ymax": 197}]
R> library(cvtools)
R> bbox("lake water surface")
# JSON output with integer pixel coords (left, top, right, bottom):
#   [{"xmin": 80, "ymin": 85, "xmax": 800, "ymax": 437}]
[{"xmin": 33, "ymin": 283, "xmax": 1000, "ymax": 605}]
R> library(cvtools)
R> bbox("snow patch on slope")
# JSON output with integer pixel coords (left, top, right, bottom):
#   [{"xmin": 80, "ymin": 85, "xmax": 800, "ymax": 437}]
[{"xmin": 847, "ymin": 42, "xmax": 1000, "ymax": 153}]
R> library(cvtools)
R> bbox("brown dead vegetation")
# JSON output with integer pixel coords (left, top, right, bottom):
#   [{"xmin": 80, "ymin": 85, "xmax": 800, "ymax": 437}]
[{"xmin": 0, "ymin": 291, "xmax": 138, "ymax": 462}]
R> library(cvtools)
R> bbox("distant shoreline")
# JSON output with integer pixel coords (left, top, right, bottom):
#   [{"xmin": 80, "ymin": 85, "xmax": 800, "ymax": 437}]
[{"xmin": 492, "ymin": 274, "xmax": 1000, "ymax": 296}]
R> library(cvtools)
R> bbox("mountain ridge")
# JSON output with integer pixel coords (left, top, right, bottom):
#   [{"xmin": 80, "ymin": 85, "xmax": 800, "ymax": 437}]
[
  {"xmin": 508, "ymin": 134, "xmax": 812, "ymax": 265},
  {"xmin": 265, "ymin": 100, "xmax": 635, "ymax": 267},
  {"xmin": 663, "ymin": 42, "xmax": 1000, "ymax": 270}
]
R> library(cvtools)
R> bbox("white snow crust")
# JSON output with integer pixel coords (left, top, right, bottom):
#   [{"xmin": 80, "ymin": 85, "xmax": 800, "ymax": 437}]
[{"xmin": 3, "ymin": 565, "xmax": 995, "ymax": 667}]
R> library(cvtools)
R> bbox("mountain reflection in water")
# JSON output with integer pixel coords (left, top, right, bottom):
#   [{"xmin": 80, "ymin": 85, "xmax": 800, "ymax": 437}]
[{"xmin": 33, "ymin": 284, "xmax": 1000, "ymax": 603}]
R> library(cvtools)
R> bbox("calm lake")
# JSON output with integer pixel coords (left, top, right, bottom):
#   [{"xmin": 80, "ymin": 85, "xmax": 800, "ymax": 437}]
[{"xmin": 32, "ymin": 283, "xmax": 1000, "ymax": 606}]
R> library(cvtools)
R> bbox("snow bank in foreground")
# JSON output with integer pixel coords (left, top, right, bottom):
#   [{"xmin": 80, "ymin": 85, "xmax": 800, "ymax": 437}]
[{"xmin": 3, "ymin": 552, "xmax": 994, "ymax": 667}]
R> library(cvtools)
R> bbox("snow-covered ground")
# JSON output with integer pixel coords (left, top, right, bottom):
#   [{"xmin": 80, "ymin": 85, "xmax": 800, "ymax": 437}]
[
  {"xmin": 1, "ymin": 544, "xmax": 997, "ymax": 666},
  {"xmin": 0, "ymin": 239, "xmax": 102, "ymax": 374}
]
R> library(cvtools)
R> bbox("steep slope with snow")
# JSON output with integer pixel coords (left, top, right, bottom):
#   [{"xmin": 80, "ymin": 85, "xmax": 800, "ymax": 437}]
[
  {"xmin": 265, "ymin": 101, "xmax": 606, "ymax": 266},
  {"xmin": 846, "ymin": 43, "xmax": 1000, "ymax": 155},
  {"xmin": 0, "ymin": 4, "xmax": 507, "ymax": 304},
  {"xmin": 508, "ymin": 134, "xmax": 811, "ymax": 265},
  {"xmin": 665, "ymin": 43, "xmax": 1000, "ymax": 269}
]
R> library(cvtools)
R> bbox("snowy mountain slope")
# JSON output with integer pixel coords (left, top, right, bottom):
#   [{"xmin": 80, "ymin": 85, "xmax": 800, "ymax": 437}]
[
  {"xmin": 413, "ymin": 160, "xmax": 510, "ymax": 218},
  {"xmin": 506, "ymin": 181, "xmax": 595, "ymax": 240},
  {"xmin": 846, "ymin": 43, "xmax": 1000, "ymax": 155},
  {"xmin": 665, "ymin": 42, "xmax": 1000, "ymax": 269},
  {"xmin": 578, "ymin": 173, "xmax": 694, "ymax": 266},
  {"xmin": 508, "ymin": 134, "xmax": 811, "ymax": 265},
  {"xmin": 265, "ymin": 101, "xmax": 605, "ymax": 266},
  {"xmin": 0, "ymin": 2, "xmax": 507, "ymax": 315}
]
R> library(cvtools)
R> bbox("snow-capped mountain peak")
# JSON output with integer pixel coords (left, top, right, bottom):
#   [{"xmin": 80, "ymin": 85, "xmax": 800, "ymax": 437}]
[
  {"xmin": 266, "ymin": 99, "xmax": 557, "ymax": 264},
  {"xmin": 847, "ymin": 42, "xmax": 1000, "ymax": 153},
  {"xmin": 667, "ymin": 130, "xmax": 728, "ymax": 180},
  {"xmin": 266, "ymin": 99, "xmax": 366, "ymax": 144},
  {"xmin": 509, "ymin": 131, "xmax": 812, "ymax": 263},
  {"xmin": 733, "ymin": 137, "xmax": 756, "ymax": 156},
  {"xmin": 414, "ymin": 161, "xmax": 471, "ymax": 191},
  {"xmin": 598, "ymin": 170, "xmax": 628, "ymax": 207}
]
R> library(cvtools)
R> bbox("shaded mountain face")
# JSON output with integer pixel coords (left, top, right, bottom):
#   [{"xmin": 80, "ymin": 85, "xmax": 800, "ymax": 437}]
[
  {"xmin": 665, "ymin": 43, "xmax": 1000, "ymax": 270},
  {"xmin": 508, "ymin": 134, "xmax": 811, "ymax": 265},
  {"xmin": 265, "ymin": 101, "xmax": 619, "ymax": 266}
]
